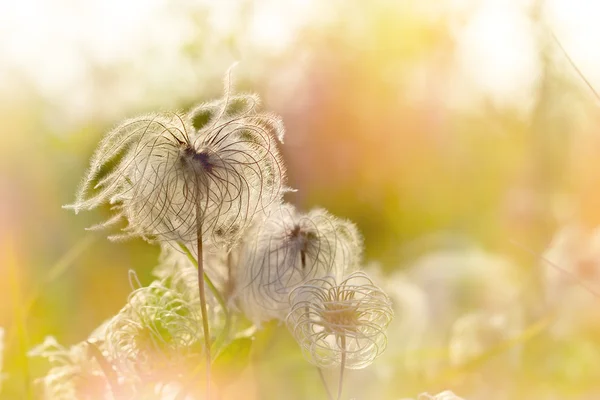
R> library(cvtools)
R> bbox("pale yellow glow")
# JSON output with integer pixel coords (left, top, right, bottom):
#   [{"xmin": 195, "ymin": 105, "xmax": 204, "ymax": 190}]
[
  {"xmin": 0, "ymin": 0, "xmax": 599, "ymax": 107},
  {"xmin": 548, "ymin": 0, "xmax": 600, "ymax": 91},
  {"xmin": 455, "ymin": 0, "xmax": 539, "ymax": 108},
  {"xmin": 0, "ymin": 0, "xmax": 168, "ymax": 92},
  {"xmin": 248, "ymin": 0, "xmax": 315, "ymax": 51}
]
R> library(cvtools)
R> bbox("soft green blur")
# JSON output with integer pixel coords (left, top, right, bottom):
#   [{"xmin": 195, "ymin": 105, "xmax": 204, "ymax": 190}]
[{"xmin": 2, "ymin": 0, "xmax": 600, "ymax": 399}]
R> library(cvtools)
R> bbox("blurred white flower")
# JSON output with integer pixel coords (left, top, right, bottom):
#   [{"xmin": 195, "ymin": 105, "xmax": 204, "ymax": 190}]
[
  {"xmin": 237, "ymin": 204, "xmax": 363, "ymax": 324},
  {"xmin": 542, "ymin": 224, "xmax": 600, "ymax": 336},
  {"xmin": 395, "ymin": 246, "xmax": 518, "ymax": 377},
  {"xmin": 449, "ymin": 310, "xmax": 522, "ymax": 368},
  {"xmin": 364, "ymin": 263, "xmax": 429, "ymax": 379},
  {"xmin": 29, "ymin": 337, "xmax": 113, "ymax": 400},
  {"xmin": 65, "ymin": 73, "xmax": 286, "ymax": 248},
  {"xmin": 154, "ymin": 243, "xmax": 235, "ymax": 303},
  {"xmin": 104, "ymin": 279, "xmax": 216, "ymax": 382},
  {"xmin": 287, "ymin": 271, "xmax": 392, "ymax": 369},
  {"xmin": 406, "ymin": 247, "xmax": 518, "ymax": 326},
  {"xmin": 152, "ymin": 381, "xmax": 195, "ymax": 400},
  {"xmin": 417, "ymin": 390, "xmax": 464, "ymax": 399}
]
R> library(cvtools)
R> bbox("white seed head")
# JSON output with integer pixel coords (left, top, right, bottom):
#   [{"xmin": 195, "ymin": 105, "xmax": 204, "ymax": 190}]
[
  {"xmin": 237, "ymin": 204, "xmax": 363, "ymax": 324},
  {"xmin": 104, "ymin": 280, "xmax": 213, "ymax": 382},
  {"xmin": 417, "ymin": 391, "xmax": 465, "ymax": 400},
  {"xmin": 154, "ymin": 243, "xmax": 233, "ymax": 303},
  {"xmin": 542, "ymin": 224, "xmax": 600, "ymax": 336},
  {"xmin": 364, "ymin": 263, "xmax": 429, "ymax": 377},
  {"xmin": 406, "ymin": 247, "xmax": 518, "ymax": 332},
  {"xmin": 28, "ymin": 337, "xmax": 112, "ymax": 400},
  {"xmin": 286, "ymin": 271, "xmax": 392, "ymax": 369},
  {"xmin": 449, "ymin": 310, "xmax": 522, "ymax": 368},
  {"xmin": 65, "ymin": 75, "xmax": 286, "ymax": 248}
]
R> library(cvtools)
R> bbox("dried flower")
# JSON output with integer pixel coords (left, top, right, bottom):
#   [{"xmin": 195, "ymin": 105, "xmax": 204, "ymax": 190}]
[
  {"xmin": 543, "ymin": 224, "xmax": 600, "ymax": 294},
  {"xmin": 406, "ymin": 247, "xmax": 518, "ymax": 336},
  {"xmin": 286, "ymin": 271, "xmax": 392, "ymax": 369},
  {"xmin": 29, "ymin": 337, "xmax": 113, "ymax": 400},
  {"xmin": 65, "ymin": 72, "xmax": 286, "ymax": 248},
  {"xmin": 449, "ymin": 310, "xmax": 522, "ymax": 368},
  {"xmin": 154, "ymin": 244, "xmax": 234, "ymax": 303},
  {"xmin": 417, "ymin": 391, "xmax": 465, "ymax": 400},
  {"xmin": 237, "ymin": 204, "xmax": 363, "ymax": 324},
  {"xmin": 104, "ymin": 279, "xmax": 215, "ymax": 382},
  {"xmin": 542, "ymin": 224, "xmax": 600, "ymax": 336}
]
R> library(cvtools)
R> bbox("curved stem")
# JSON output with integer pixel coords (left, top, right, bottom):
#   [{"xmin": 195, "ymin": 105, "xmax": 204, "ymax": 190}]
[
  {"xmin": 337, "ymin": 335, "xmax": 346, "ymax": 400},
  {"xmin": 196, "ymin": 224, "xmax": 212, "ymax": 399},
  {"xmin": 178, "ymin": 243, "xmax": 231, "ymax": 354},
  {"xmin": 551, "ymin": 30, "xmax": 600, "ymax": 102},
  {"xmin": 176, "ymin": 241, "xmax": 232, "ymax": 400}
]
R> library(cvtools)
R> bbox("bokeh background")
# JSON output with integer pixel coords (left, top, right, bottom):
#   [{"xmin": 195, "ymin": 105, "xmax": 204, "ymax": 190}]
[{"xmin": 2, "ymin": 0, "xmax": 600, "ymax": 398}]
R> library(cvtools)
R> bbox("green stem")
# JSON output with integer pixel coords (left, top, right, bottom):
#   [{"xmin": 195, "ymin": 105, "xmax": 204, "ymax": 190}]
[
  {"xmin": 178, "ymin": 244, "xmax": 231, "ymax": 354},
  {"xmin": 337, "ymin": 335, "xmax": 346, "ymax": 400},
  {"xmin": 196, "ymin": 225, "xmax": 212, "ymax": 399}
]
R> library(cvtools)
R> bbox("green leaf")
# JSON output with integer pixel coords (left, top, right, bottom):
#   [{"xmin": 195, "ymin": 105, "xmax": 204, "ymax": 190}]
[
  {"xmin": 190, "ymin": 106, "xmax": 215, "ymax": 131},
  {"xmin": 213, "ymin": 337, "xmax": 253, "ymax": 387}
]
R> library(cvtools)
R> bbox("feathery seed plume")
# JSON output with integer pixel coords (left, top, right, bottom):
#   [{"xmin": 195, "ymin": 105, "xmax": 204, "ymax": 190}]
[
  {"xmin": 238, "ymin": 204, "xmax": 362, "ymax": 324},
  {"xmin": 287, "ymin": 271, "xmax": 392, "ymax": 369}
]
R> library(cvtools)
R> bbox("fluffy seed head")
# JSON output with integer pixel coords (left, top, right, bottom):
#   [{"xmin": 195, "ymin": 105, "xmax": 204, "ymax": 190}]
[
  {"xmin": 286, "ymin": 271, "xmax": 393, "ymax": 369},
  {"xmin": 417, "ymin": 391, "xmax": 464, "ymax": 400},
  {"xmin": 65, "ymin": 72, "xmax": 286, "ymax": 248},
  {"xmin": 541, "ymin": 225, "xmax": 600, "ymax": 336},
  {"xmin": 28, "ymin": 337, "xmax": 112, "ymax": 400},
  {"xmin": 449, "ymin": 311, "xmax": 522, "ymax": 368},
  {"xmin": 237, "ymin": 204, "xmax": 363, "ymax": 324},
  {"xmin": 104, "ymin": 279, "xmax": 214, "ymax": 382},
  {"xmin": 154, "ymin": 243, "xmax": 235, "ymax": 303}
]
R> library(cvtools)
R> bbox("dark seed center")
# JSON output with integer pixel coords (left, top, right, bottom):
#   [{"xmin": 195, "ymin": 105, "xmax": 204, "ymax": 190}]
[{"xmin": 183, "ymin": 146, "xmax": 213, "ymax": 173}]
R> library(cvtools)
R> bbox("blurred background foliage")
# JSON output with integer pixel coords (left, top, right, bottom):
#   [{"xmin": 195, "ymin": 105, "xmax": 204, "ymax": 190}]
[{"xmin": 2, "ymin": 0, "xmax": 600, "ymax": 398}]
